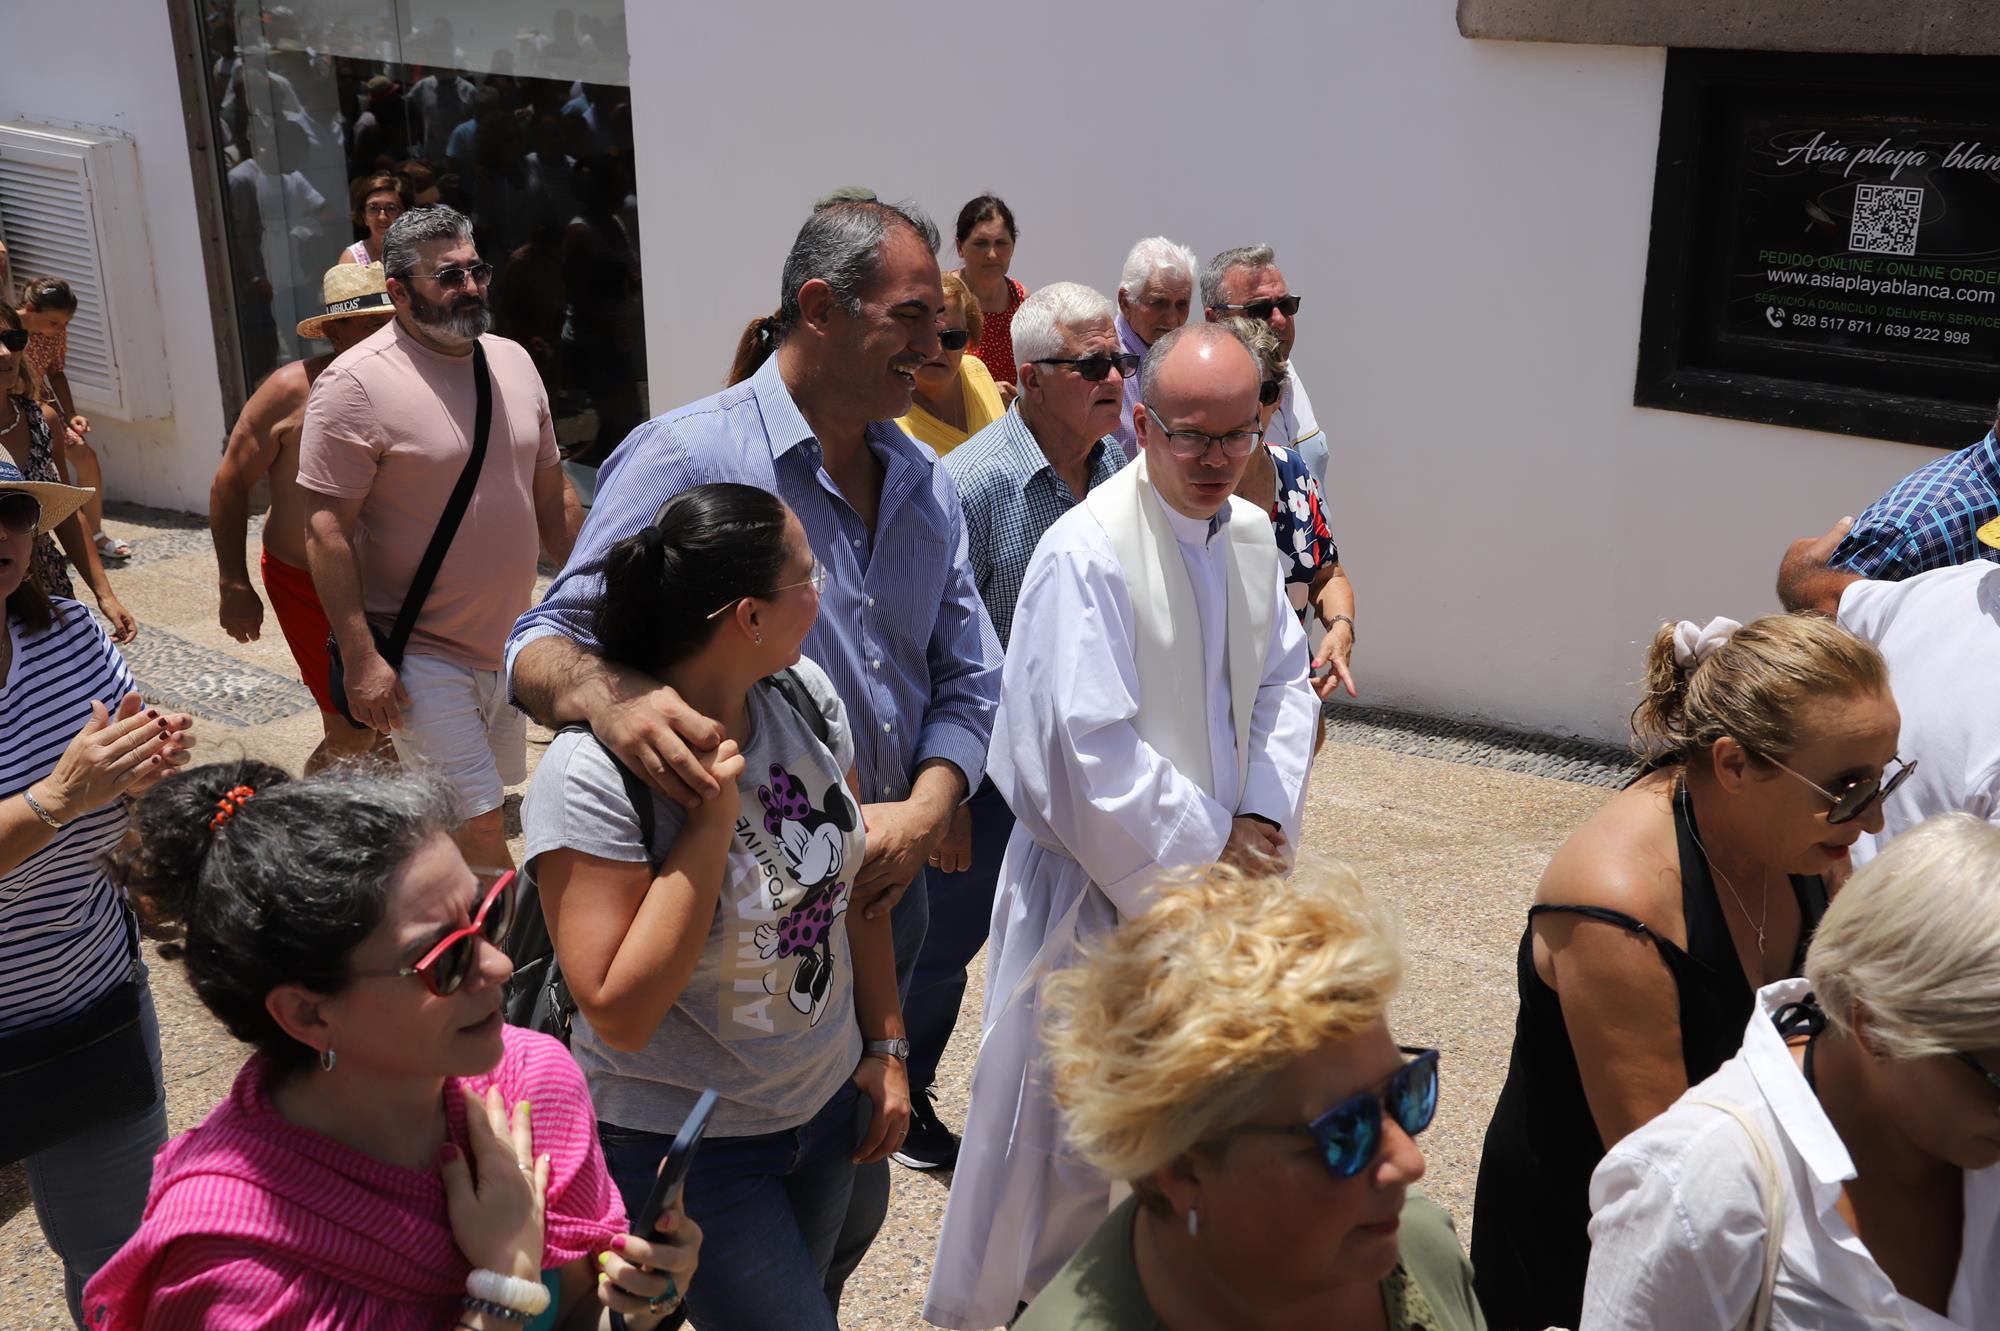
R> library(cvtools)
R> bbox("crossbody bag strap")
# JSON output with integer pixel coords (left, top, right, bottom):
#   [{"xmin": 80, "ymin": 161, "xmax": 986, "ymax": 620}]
[
  {"xmin": 1689, "ymin": 1097, "xmax": 1785, "ymax": 1331},
  {"xmin": 381, "ymin": 339, "xmax": 493, "ymax": 663}
]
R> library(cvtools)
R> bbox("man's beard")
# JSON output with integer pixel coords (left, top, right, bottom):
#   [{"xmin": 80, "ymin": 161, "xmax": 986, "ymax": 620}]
[{"xmin": 407, "ymin": 286, "xmax": 491, "ymax": 342}]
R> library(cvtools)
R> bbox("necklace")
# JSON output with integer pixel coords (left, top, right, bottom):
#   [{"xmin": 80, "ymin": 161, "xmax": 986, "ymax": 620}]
[
  {"xmin": 3, "ymin": 396, "xmax": 21, "ymax": 435},
  {"xmin": 1681, "ymin": 780, "xmax": 1770, "ymax": 957}
]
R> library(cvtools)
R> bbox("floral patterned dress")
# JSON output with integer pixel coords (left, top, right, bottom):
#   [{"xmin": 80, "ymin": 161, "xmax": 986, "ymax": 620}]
[
  {"xmin": 9, "ymin": 393, "xmax": 74, "ymax": 600},
  {"xmin": 1264, "ymin": 442, "xmax": 1337, "ymax": 626}
]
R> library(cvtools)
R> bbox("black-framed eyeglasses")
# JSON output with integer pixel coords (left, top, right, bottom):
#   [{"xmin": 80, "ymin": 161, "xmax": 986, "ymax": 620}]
[
  {"xmin": 364, "ymin": 201, "xmax": 405, "ymax": 217},
  {"xmin": 425, "ymin": 262, "xmax": 494, "ymax": 291},
  {"xmin": 1219, "ymin": 1047, "xmax": 1439, "ymax": 1179},
  {"xmin": 1144, "ymin": 414, "xmax": 1263, "ymax": 460},
  {"xmin": 938, "ymin": 327, "xmax": 971, "ymax": 352},
  {"xmin": 0, "ymin": 328, "xmax": 28, "ymax": 353},
  {"xmin": 346, "ymin": 868, "xmax": 516, "ymax": 997},
  {"xmin": 1757, "ymin": 751, "xmax": 1917, "ymax": 826},
  {"xmin": 1213, "ymin": 294, "xmax": 1302, "ymax": 320},
  {"xmin": 1955, "ymin": 1049, "xmax": 2000, "ymax": 1099},
  {"xmin": 0, "ymin": 491, "xmax": 41, "ymax": 536},
  {"xmin": 705, "ymin": 556, "xmax": 829, "ymax": 621},
  {"xmin": 1258, "ymin": 378, "xmax": 1283, "ymax": 407},
  {"xmin": 1033, "ymin": 352, "xmax": 1142, "ymax": 383}
]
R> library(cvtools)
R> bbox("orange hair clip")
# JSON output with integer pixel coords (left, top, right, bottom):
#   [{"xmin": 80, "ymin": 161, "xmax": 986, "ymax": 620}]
[{"xmin": 208, "ymin": 784, "xmax": 257, "ymax": 832}]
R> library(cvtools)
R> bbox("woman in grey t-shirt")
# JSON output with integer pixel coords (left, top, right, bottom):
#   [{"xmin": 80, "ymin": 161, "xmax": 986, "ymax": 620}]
[{"xmin": 522, "ymin": 484, "xmax": 909, "ymax": 1331}]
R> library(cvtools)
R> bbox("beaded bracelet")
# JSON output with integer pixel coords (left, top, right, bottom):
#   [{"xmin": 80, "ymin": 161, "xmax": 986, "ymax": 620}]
[{"xmin": 461, "ymin": 1295, "xmax": 530, "ymax": 1324}]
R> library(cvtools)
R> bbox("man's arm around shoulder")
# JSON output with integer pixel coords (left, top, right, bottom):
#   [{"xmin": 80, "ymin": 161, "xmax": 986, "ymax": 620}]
[{"xmin": 1776, "ymin": 515, "xmax": 1865, "ymax": 616}]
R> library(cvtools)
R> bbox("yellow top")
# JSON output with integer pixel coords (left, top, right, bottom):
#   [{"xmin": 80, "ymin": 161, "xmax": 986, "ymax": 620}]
[{"xmin": 896, "ymin": 356, "xmax": 1006, "ymax": 456}]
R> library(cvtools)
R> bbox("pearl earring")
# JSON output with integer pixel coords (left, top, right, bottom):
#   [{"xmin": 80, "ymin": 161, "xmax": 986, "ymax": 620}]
[
  {"xmin": 754, "ymin": 632, "xmax": 764, "ymax": 645},
  {"xmin": 1186, "ymin": 1207, "xmax": 1199, "ymax": 1238},
  {"xmin": 320, "ymin": 1047, "xmax": 337, "ymax": 1072}
]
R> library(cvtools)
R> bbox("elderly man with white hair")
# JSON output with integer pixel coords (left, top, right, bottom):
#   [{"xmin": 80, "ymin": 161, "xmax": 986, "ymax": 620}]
[
  {"xmin": 896, "ymin": 282, "xmax": 1134, "ymax": 1173},
  {"xmin": 1111, "ymin": 236, "xmax": 1198, "ymax": 456}
]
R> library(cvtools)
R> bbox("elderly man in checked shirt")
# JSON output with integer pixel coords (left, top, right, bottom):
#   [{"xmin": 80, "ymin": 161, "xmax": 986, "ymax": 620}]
[
  {"xmin": 890, "ymin": 281, "xmax": 1132, "ymax": 1175},
  {"xmin": 506, "ymin": 199, "xmax": 1001, "ymax": 1313},
  {"xmin": 1778, "ymin": 409, "xmax": 2000, "ymax": 614}
]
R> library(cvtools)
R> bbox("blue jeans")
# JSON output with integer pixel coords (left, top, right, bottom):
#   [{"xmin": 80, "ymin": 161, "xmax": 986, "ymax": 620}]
[
  {"xmin": 905, "ymin": 781, "xmax": 1014, "ymax": 1094},
  {"xmin": 600, "ymin": 1082, "xmax": 866, "ymax": 1331},
  {"xmin": 31, "ymin": 976, "xmax": 168, "ymax": 1329},
  {"xmin": 823, "ymin": 867, "xmax": 929, "ymax": 1310}
]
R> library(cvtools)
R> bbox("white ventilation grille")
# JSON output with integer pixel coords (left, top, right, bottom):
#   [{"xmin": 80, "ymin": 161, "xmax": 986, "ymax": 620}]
[{"xmin": 0, "ymin": 120, "xmax": 170, "ymax": 421}]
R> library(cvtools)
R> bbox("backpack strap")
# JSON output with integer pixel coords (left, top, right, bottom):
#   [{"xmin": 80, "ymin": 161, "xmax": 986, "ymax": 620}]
[
  {"xmin": 556, "ymin": 724, "xmax": 656, "ymax": 849},
  {"xmin": 766, "ymin": 666, "xmax": 830, "ymax": 748}
]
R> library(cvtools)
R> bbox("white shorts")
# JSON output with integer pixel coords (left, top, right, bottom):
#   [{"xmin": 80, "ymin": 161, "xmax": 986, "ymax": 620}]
[{"xmin": 389, "ymin": 653, "xmax": 527, "ymax": 820}]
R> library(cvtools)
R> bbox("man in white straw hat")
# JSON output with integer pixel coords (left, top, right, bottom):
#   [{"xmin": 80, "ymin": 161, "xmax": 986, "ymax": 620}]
[{"xmin": 209, "ymin": 263, "xmax": 395, "ymax": 774}]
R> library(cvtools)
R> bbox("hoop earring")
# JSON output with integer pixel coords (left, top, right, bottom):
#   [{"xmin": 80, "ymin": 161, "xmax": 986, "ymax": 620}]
[
  {"xmin": 320, "ymin": 1047, "xmax": 337, "ymax": 1073},
  {"xmin": 1186, "ymin": 1207, "xmax": 1199, "ymax": 1238}
]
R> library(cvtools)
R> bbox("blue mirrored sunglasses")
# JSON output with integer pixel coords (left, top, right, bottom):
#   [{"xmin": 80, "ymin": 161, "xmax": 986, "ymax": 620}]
[{"xmin": 1221, "ymin": 1047, "xmax": 1440, "ymax": 1179}]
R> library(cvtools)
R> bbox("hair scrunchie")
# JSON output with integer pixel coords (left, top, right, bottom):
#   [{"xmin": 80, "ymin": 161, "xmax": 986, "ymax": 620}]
[
  {"xmin": 1671, "ymin": 616, "xmax": 1742, "ymax": 671},
  {"xmin": 754, "ymin": 314, "xmax": 779, "ymax": 348},
  {"xmin": 209, "ymin": 784, "xmax": 257, "ymax": 832}
]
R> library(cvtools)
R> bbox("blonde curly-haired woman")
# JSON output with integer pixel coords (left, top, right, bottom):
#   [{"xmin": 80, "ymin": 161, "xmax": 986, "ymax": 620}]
[{"xmin": 1013, "ymin": 860, "xmax": 1485, "ymax": 1331}]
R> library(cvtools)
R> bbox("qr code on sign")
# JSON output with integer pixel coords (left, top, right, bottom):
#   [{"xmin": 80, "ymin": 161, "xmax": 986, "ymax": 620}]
[{"xmin": 1850, "ymin": 184, "xmax": 1924, "ymax": 256}]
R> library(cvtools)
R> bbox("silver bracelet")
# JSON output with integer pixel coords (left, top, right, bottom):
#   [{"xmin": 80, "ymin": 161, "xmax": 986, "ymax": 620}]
[{"xmin": 21, "ymin": 788, "xmax": 65, "ymax": 830}]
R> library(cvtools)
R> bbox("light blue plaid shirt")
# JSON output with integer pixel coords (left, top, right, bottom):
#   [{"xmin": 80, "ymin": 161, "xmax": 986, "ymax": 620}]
[
  {"xmin": 507, "ymin": 356, "xmax": 1001, "ymax": 803},
  {"xmin": 1829, "ymin": 428, "xmax": 2000, "ymax": 580},
  {"xmin": 942, "ymin": 406, "xmax": 1125, "ymax": 651}
]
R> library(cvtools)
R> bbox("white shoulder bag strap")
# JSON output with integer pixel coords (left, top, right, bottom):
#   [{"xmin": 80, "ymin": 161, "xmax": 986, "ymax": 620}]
[{"xmin": 1689, "ymin": 1098, "xmax": 1785, "ymax": 1331}]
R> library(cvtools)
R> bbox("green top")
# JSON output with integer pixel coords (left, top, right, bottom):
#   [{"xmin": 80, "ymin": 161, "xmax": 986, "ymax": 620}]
[{"xmin": 1013, "ymin": 1190, "xmax": 1486, "ymax": 1331}]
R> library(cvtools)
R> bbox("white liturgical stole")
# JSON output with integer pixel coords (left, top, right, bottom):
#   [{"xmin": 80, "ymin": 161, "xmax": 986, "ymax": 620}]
[{"xmin": 1081, "ymin": 451, "xmax": 1277, "ymax": 800}]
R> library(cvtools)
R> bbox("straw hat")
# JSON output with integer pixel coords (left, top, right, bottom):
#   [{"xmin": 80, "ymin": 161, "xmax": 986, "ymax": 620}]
[
  {"xmin": 0, "ymin": 458, "xmax": 92, "ymax": 535},
  {"xmin": 296, "ymin": 262, "xmax": 393, "ymax": 341}
]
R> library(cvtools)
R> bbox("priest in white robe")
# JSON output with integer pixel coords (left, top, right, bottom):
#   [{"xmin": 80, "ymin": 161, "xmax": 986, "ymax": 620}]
[{"xmin": 924, "ymin": 323, "xmax": 1320, "ymax": 1329}]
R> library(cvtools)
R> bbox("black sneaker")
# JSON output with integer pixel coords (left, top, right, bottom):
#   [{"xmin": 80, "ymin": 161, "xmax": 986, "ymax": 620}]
[{"xmin": 893, "ymin": 1088, "xmax": 960, "ymax": 1170}]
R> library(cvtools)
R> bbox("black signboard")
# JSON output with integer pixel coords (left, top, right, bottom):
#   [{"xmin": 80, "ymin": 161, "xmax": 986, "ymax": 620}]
[{"xmin": 1637, "ymin": 50, "xmax": 2000, "ymax": 447}]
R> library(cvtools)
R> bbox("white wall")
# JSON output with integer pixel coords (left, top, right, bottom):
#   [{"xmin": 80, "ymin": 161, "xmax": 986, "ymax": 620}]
[
  {"xmin": 627, "ymin": 0, "xmax": 1943, "ymax": 742},
  {"xmin": 2, "ymin": 0, "xmax": 227, "ymax": 513}
]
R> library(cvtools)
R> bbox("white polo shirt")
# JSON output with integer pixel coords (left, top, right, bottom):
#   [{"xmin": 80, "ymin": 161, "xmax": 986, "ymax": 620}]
[
  {"xmin": 1837, "ymin": 560, "xmax": 2000, "ymax": 866},
  {"xmin": 1583, "ymin": 978, "xmax": 2000, "ymax": 1329}
]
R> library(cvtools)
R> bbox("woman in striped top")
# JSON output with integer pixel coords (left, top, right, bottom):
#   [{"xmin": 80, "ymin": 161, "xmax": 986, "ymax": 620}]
[
  {"xmin": 84, "ymin": 762, "xmax": 703, "ymax": 1331},
  {"xmin": 0, "ymin": 461, "xmax": 193, "ymax": 1327}
]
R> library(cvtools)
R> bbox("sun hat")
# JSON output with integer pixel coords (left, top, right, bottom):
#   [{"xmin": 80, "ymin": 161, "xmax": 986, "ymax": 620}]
[
  {"xmin": 0, "ymin": 457, "xmax": 92, "ymax": 536},
  {"xmin": 295, "ymin": 263, "xmax": 393, "ymax": 341}
]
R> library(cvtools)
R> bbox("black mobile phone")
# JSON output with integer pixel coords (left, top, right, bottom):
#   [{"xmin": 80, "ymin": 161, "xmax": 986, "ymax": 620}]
[{"xmin": 635, "ymin": 1088, "xmax": 718, "ymax": 1240}]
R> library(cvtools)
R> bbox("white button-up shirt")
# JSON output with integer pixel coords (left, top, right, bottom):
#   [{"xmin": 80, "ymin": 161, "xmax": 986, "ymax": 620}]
[{"xmin": 1581, "ymin": 978, "xmax": 2000, "ymax": 1329}]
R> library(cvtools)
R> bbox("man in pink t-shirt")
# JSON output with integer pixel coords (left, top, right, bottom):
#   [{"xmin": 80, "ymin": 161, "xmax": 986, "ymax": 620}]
[{"xmin": 299, "ymin": 205, "xmax": 581, "ymax": 868}]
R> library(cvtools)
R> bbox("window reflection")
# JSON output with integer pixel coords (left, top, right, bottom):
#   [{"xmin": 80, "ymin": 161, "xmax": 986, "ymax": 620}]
[{"xmin": 198, "ymin": 1, "xmax": 643, "ymax": 464}]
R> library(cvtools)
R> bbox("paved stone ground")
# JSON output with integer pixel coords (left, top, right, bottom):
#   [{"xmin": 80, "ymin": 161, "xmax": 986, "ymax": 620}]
[{"xmin": 0, "ymin": 505, "xmax": 1615, "ymax": 1329}]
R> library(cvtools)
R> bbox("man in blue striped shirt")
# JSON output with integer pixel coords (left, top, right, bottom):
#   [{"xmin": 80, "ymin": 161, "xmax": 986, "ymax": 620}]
[
  {"xmin": 895, "ymin": 282, "xmax": 1129, "ymax": 1171},
  {"xmin": 505, "ymin": 200, "xmax": 1002, "ymax": 1306},
  {"xmin": 1779, "ymin": 415, "xmax": 2000, "ymax": 614}
]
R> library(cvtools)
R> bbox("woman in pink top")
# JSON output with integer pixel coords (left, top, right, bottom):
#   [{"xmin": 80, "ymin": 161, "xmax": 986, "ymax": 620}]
[{"xmin": 83, "ymin": 761, "xmax": 703, "ymax": 1331}]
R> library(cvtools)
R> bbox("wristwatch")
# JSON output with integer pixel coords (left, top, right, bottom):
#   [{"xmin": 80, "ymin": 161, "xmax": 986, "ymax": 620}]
[{"xmin": 863, "ymin": 1037, "xmax": 910, "ymax": 1062}]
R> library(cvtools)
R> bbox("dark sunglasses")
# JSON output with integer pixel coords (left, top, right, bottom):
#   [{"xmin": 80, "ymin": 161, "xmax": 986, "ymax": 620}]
[
  {"xmin": 1956, "ymin": 1049, "xmax": 2000, "ymax": 1099},
  {"xmin": 426, "ymin": 262, "xmax": 494, "ymax": 291},
  {"xmin": 348, "ymin": 869, "xmax": 516, "ymax": 996},
  {"xmin": 1221, "ymin": 1047, "xmax": 1439, "ymax": 1179},
  {"xmin": 0, "ymin": 491, "xmax": 40, "ymax": 535},
  {"xmin": 0, "ymin": 328, "xmax": 29, "ymax": 353},
  {"xmin": 939, "ymin": 327, "xmax": 971, "ymax": 352},
  {"xmin": 1259, "ymin": 378, "xmax": 1283, "ymax": 407},
  {"xmin": 1214, "ymin": 295, "xmax": 1303, "ymax": 320},
  {"xmin": 1758, "ymin": 752, "xmax": 1917, "ymax": 826},
  {"xmin": 1033, "ymin": 352, "xmax": 1142, "ymax": 382}
]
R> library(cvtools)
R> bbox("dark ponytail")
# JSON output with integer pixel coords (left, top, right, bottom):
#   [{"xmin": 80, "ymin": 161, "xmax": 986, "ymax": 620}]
[
  {"xmin": 725, "ymin": 312, "xmax": 782, "ymax": 386},
  {"xmin": 108, "ymin": 759, "xmax": 457, "ymax": 1070},
  {"xmin": 592, "ymin": 483, "xmax": 794, "ymax": 675}
]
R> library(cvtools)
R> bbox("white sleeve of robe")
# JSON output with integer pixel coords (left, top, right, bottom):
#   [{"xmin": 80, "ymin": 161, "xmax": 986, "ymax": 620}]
[
  {"xmin": 989, "ymin": 521, "xmax": 1316, "ymax": 917},
  {"xmin": 1238, "ymin": 572, "xmax": 1317, "ymax": 844}
]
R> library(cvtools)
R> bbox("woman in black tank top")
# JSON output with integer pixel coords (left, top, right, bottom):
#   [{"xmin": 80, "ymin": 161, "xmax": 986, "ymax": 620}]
[{"xmin": 1469, "ymin": 614, "xmax": 1905, "ymax": 1330}]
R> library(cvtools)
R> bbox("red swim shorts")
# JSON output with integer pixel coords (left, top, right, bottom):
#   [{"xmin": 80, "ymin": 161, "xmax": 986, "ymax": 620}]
[{"xmin": 260, "ymin": 549, "xmax": 339, "ymax": 715}]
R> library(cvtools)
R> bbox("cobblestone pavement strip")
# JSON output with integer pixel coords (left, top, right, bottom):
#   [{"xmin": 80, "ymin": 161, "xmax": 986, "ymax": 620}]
[{"xmin": 0, "ymin": 508, "xmax": 1614, "ymax": 1329}]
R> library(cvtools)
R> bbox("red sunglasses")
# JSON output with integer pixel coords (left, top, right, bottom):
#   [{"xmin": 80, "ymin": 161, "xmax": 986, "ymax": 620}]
[{"xmin": 349, "ymin": 869, "xmax": 516, "ymax": 996}]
